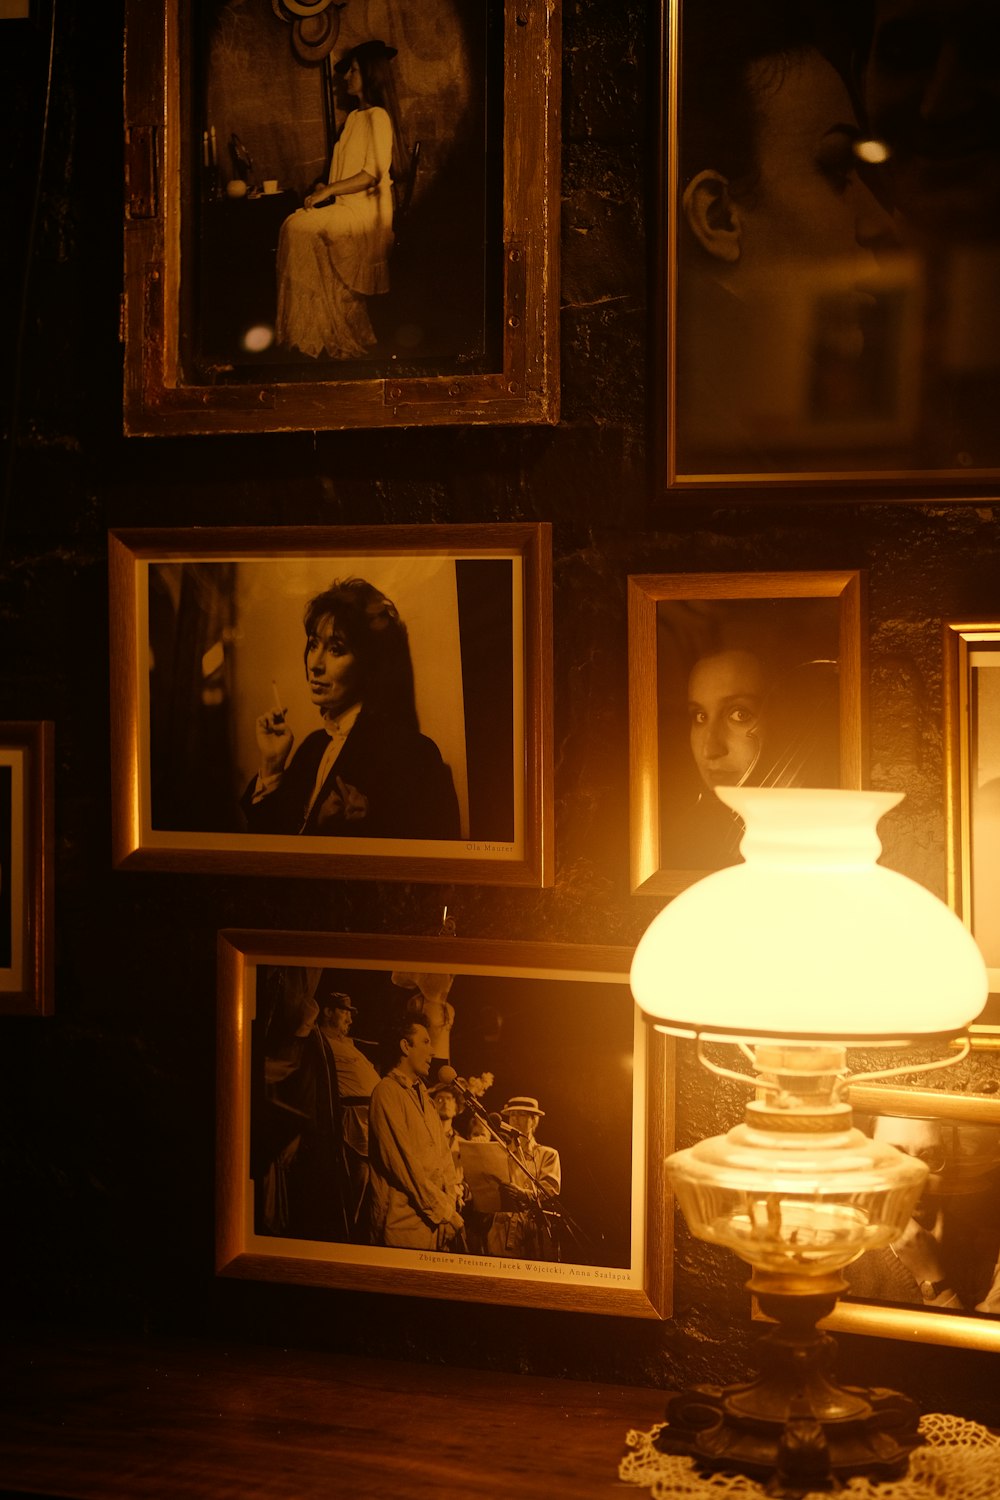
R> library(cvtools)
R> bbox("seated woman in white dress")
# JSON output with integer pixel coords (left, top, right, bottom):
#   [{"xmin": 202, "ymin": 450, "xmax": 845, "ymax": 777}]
[{"xmin": 276, "ymin": 39, "xmax": 406, "ymax": 360}]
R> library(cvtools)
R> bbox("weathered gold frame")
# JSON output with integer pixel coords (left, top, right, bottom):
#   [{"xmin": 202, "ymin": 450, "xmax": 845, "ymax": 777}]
[
  {"xmin": 122, "ymin": 0, "xmax": 560, "ymax": 435},
  {"xmin": 216, "ymin": 931, "xmax": 673, "ymax": 1317},
  {"xmin": 108, "ymin": 522, "xmax": 553, "ymax": 886},
  {"xmin": 628, "ymin": 569, "xmax": 865, "ymax": 895},
  {"xmin": 945, "ymin": 622, "xmax": 1000, "ymax": 1026},
  {"xmin": 0, "ymin": 721, "xmax": 54, "ymax": 1018},
  {"xmin": 821, "ymin": 1075, "xmax": 1000, "ymax": 1353}
]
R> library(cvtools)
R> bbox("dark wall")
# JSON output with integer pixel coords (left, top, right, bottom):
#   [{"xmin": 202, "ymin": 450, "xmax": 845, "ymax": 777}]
[{"xmin": 2, "ymin": 0, "xmax": 999, "ymax": 1427}]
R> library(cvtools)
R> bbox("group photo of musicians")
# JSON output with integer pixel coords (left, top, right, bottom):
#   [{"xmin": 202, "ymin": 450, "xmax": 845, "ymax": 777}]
[{"xmin": 249, "ymin": 961, "xmax": 638, "ymax": 1270}]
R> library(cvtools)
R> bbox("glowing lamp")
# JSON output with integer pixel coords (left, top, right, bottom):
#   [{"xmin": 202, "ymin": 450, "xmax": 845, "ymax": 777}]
[{"xmin": 630, "ymin": 787, "xmax": 988, "ymax": 1493}]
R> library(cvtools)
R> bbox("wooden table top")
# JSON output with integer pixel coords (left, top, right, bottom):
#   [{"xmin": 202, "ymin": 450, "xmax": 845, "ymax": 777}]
[{"xmin": 0, "ymin": 1330, "xmax": 666, "ymax": 1498}]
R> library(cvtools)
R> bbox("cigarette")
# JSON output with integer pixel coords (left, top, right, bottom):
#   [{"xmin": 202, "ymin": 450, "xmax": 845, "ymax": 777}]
[{"xmin": 270, "ymin": 680, "xmax": 285, "ymax": 721}]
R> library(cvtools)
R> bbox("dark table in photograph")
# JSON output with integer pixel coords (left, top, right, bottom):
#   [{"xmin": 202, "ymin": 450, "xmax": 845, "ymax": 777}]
[
  {"xmin": 198, "ymin": 190, "xmax": 298, "ymax": 359},
  {"xmin": 0, "ymin": 1330, "xmax": 665, "ymax": 1498}
]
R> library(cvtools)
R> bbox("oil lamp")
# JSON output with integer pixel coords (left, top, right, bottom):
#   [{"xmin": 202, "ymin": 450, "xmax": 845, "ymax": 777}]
[{"xmin": 630, "ymin": 788, "xmax": 988, "ymax": 1494}]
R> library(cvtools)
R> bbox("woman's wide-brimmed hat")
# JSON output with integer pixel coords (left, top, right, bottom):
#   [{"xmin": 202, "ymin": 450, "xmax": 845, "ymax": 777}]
[
  {"xmin": 501, "ymin": 1096, "xmax": 545, "ymax": 1118},
  {"xmin": 333, "ymin": 38, "xmax": 398, "ymax": 74}
]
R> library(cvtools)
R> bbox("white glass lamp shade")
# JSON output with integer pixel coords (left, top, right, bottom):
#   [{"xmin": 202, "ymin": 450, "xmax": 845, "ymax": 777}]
[{"xmin": 630, "ymin": 788, "xmax": 988, "ymax": 1043}]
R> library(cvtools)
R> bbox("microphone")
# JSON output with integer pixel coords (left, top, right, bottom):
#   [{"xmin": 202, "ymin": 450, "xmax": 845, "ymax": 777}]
[
  {"xmin": 488, "ymin": 1112, "xmax": 527, "ymax": 1139},
  {"xmin": 437, "ymin": 1065, "xmax": 476, "ymax": 1096}
]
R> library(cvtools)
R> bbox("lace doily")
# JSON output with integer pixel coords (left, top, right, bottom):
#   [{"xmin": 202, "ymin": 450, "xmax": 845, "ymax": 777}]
[{"xmin": 620, "ymin": 1412, "xmax": 1000, "ymax": 1498}]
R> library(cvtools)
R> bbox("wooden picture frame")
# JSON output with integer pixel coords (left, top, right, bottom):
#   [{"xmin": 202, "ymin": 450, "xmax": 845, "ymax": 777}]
[
  {"xmin": 945, "ymin": 622, "xmax": 1000, "ymax": 1032},
  {"xmin": 122, "ymin": 0, "xmax": 560, "ymax": 435},
  {"xmin": 820, "ymin": 1068, "xmax": 1000, "ymax": 1353},
  {"xmin": 628, "ymin": 570, "xmax": 865, "ymax": 895},
  {"xmin": 109, "ymin": 523, "xmax": 553, "ymax": 886},
  {"xmin": 0, "ymin": 721, "xmax": 54, "ymax": 1018},
  {"xmin": 662, "ymin": 0, "xmax": 1000, "ymax": 488},
  {"xmin": 216, "ymin": 931, "xmax": 673, "ymax": 1318}
]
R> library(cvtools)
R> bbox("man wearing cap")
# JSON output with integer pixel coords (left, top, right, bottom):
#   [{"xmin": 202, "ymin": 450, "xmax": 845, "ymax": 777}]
[
  {"xmin": 486, "ymin": 1096, "xmax": 562, "ymax": 1261},
  {"xmin": 317, "ymin": 991, "xmax": 381, "ymax": 1236},
  {"xmin": 368, "ymin": 1018, "xmax": 464, "ymax": 1251}
]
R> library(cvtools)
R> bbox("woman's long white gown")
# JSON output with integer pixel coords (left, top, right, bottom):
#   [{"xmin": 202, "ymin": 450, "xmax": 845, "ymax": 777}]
[{"xmin": 276, "ymin": 106, "xmax": 394, "ymax": 359}]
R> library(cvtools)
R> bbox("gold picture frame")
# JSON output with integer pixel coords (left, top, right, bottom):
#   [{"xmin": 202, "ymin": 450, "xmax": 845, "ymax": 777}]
[
  {"xmin": 945, "ymin": 622, "xmax": 1000, "ymax": 1031},
  {"xmin": 821, "ymin": 1071, "xmax": 1000, "ymax": 1353},
  {"xmin": 0, "ymin": 721, "xmax": 54, "ymax": 1018},
  {"xmin": 109, "ymin": 522, "xmax": 553, "ymax": 886},
  {"xmin": 123, "ymin": 0, "xmax": 560, "ymax": 435},
  {"xmin": 662, "ymin": 0, "xmax": 1000, "ymax": 488},
  {"xmin": 628, "ymin": 569, "xmax": 865, "ymax": 895},
  {"xmin": 216, "ymin": 931, "xmax": 673, "ymax": 1318}
]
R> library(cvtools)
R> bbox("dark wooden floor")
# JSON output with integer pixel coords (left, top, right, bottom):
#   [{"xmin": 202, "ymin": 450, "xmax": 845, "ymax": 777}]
[{"xmin": 0, "ymin": 1330, "xmax": 666, "ymax": 1498}]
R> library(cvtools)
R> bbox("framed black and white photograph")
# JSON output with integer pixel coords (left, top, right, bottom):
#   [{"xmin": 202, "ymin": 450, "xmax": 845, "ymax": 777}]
[
  {"xmin": 629, "ymin": 570, "xmax": 865, "ymax": 894},
  {"xmin": 663, "ymin": 0, "xmax": 1000, "ymax": 487},
  {"xmin": 821, "ymin": 1070, "xmax": 1000, "ymax": 1353},
  {"xmin": 0, "ymin": 721, "xmax": 54, "ymax": 1018},
  {"xmin": 109, "ymin": 524, "xmax": 552, "ymax": 885},
  {"xmin": 216, "ymin": 931, "xmax": 673, "ymax": 1317},
  {"xmin": 945, "ymin": 622, "xmax": 1000, "ymax": 1031},
  {"xmin": 123, "ymin": 0, "xmax": 560, "ymax": 435}
]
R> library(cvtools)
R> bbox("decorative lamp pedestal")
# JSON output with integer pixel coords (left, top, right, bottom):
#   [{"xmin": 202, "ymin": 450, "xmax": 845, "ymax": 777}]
[{"xmin": 654, "ymin": 1277, "xmax": 922, "ymax": 1497}]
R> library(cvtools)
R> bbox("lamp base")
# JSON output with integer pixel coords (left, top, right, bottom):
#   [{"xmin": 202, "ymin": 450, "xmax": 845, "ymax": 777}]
[{"xmin": 655, "ymin": 1278, "xmax": 923, "ymax": 1496}]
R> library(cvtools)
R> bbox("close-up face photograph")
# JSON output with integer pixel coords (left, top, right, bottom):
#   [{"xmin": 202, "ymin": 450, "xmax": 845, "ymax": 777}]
[
  {"xmin": 655, "ymin": 593, "xmax": 844, "ymax": 871},
  {"xmin": 669, "ymin": 0, "xmax": 1000, "ymax": 481},
  {"xmin": 686, "ymin": 648, "xmax": 769, "ymax": 792}
]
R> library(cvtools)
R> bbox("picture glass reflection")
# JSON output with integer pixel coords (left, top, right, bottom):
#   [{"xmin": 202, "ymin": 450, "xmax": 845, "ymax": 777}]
[{"xmin": 670, "ymin": 0, "xmax": 1000, "ymax": 479}]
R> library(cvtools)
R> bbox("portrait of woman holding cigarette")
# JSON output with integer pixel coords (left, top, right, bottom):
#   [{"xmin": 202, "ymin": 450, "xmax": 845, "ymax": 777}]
[{"xmin": 241, "ymin": 577, "xmax": 460, "ymax": 840}]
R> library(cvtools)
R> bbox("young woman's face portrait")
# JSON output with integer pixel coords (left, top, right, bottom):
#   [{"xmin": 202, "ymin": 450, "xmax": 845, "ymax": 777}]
[
  {"xmin": 305, "ymin": 613, "xmax": 362, "ymax": 719},
  {"xmin": 731, "ymin": 49, "xmax": 893, "ymax": 312},
  {"xmin": 345, "ymin": 59, "xmax": 364, "ymax": 101},
  {"xmin": 688, "ymin": 649, "xmax": 766, "ymax": 790}
]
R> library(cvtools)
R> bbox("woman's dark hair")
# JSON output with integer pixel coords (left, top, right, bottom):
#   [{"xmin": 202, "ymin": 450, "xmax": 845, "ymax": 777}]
[
  {"xmin": 679, "ymin": 0, "xmax": 822, "ymax": 200},
  {"xmin": 685, "ymin": 647, "xmax": 841, "ymax": 789},
  {"xmin": 336, "ymin": 39, "xmax": 411, "ymax": 180},
  {"xmin": 357, "ymin": 50, "xmax": 395, "ymax": 109},
  {"xmin": 756, "ymin": 657, "xmax": 841, "ymax": 788},
  {"xmin": 303, "ymin": 577, "xmax": 419, "ymax": 734}
]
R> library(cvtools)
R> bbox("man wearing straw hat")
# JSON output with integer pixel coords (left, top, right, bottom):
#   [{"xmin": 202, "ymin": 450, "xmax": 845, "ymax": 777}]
[{"xmin": 486, "ymin": 1096, "xmax": 562, "ymax": 1261}]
